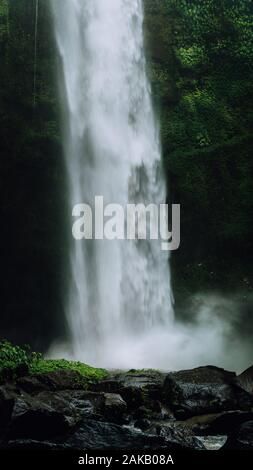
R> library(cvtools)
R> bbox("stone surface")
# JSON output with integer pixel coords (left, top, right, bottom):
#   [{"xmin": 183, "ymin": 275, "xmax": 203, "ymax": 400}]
[
  {"xmin": 237, "ymin": 366, "xmax": 253, "ymax": 395},
  {"xmin": 92, "ymin": 370, "xmax": 166, "ymax": 410},
  {"xmin": 152, "ymin": 422, "xmax": 205, "ymax": 450},
  {"xmin": 103, "ymin": 393, "xmax": 127, "ymax": 423},
  {"xmin": 1, "ymin": 365, "xmax": 253, "ymax": 450},
  {"xmin": 185, "ymin": 410, "xmax": 253, "ymax": 436},
  {"xmin": 17, "ymin": 369, "xmax": 84, "ymax": 392},
  {"xmin": 223, "ymin": 421, "xmax": 253, "ymax": 449},
  {"xmin": 163, "ymin": 366, "xmax": 253, "ymax": 418}
]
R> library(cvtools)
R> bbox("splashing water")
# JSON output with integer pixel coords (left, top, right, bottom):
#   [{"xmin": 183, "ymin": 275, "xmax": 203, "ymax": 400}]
[{"xmin": 51, "ymin": 0, "xmax": 173, "ymax": 366}]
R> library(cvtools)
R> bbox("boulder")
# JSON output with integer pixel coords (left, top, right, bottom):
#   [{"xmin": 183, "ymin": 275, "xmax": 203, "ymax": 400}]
[
  {"xmin": 6, "ymin": 389, "xmax": 117, "ymax": 441},
  {"xmin": 134, "ymin": 418, "xmax": 151, "ymax": 431},
  {"xmin": 0, "ymin": 384, "xmax": 18, "ymax": 437},
  {"xmin": 6, "ymin": 393, "xmax": 74, "ymax": 440},
  {"xmin": 63, "ymin": 419, "xmax": 166, "ymax": 450},
  {"xmin": 152, "ymin": 422, "xmax": 205, "ymax": 450},
  {"xmin": 92, "ymin": 370, "xmax": 166, "ymax": 410},
  {"xmin": 237, "ymin": 366, "xmax": 253, "ymax": 395},
  {"xmin": 103, "ymin": 393, "xmax": 127, "ymax": 423},
  {"xmin": 2, "ymin": 419, "xmax": 166, "ymax": 450},
  {"xmin": 223, "ymin": 421, "xmax": 253, "ymax": 449},
  {"xmin": 185, "ymin": 410, "xmax": 253, "ymax": 435},
  {"xmin": 17, "ymin": 369, "xmax": 84, "ymax": 392},
  {"xmin": 163, "ymin": 366, "xmax": 253, "ymax": 418}
]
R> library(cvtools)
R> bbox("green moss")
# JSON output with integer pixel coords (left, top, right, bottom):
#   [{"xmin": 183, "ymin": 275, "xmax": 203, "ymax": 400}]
[
  {"xmin": 29, "ymin": 358, "xmax": 108, "ymax": 383},
  {"xmin": 0, "ymin": 340, "xmax": 108, "ymax": 385},
  {"xmin": 0, "ymin": 340, "xmax": 39, "ymax": 381}
]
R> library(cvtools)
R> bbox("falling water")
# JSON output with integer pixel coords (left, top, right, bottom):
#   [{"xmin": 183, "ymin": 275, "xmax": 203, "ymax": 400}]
[{"xmin": 51, "ymin": 0, "xmax": 174, "ymax": 367}]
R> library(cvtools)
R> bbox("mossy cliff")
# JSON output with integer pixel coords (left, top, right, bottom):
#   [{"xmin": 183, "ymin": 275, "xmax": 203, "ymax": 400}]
[
  {"xmin": 144, "ymin": 0, "xmax": 253, "ymax": 309},
  {"xmin": 0, "ymin": 0, "xmax": 252, "ymax": 346}
]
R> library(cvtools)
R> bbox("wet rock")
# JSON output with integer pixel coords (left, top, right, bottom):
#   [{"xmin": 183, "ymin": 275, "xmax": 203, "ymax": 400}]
[
  {"xmin": 197, "ymin": 435, "xmax": 227, "ymax": 450},
  {"xmin": 163, "ymin": 366, "xmax": 253, "ymax": 419},
  {"xmin": 103, "ymin": 393, "xmax": 127, "ymax": 423},
  {"xmin": 134, "ymin": 418, "xmax": 151, "ymax": 431},
  {"xmin": 153, "ymin": 422, "xmax": 205, "ymax": 450},
  {"xmin": 1, "ymin": 364, "xmax": 253, "ymax": 451},
  {"xmin": 7, "ymin": 393, "xmax": 74, "ymax": 440},
  {"xmin": 5, "ymin": 389, "xmax": 107, "ymax": 442},
  {"xmin": 185, "ymin": 410, "xmax": 253, "ymax": 435},
  {"xmin": 3, "ymin": 420, "xmax": 166, "ymax": 450},
  {"xmin": 1, "ymin": 439, "xmax": 65, "ymax": 450},
  {"xmin": 2, "ymin": 387, "xmax": 133, "ymax": 444},
  {"xmin": 17, "ymin": 369, "xmax": 84, "ymax": 393},
  {"xmin": 92, "ymin": 370, "xmax": 166, "ymax": 410},
  {"xmin": 64, "ymin": 419, "xmax": 166, "ymax": 450},
  {"xmin": 133, "ymin": 405, "xmax": 151, "ymax": 420},
  {"xmin": 223, "ymin": 421, "xmax": 253, "ymax": 449},
  {"xmin": 0, "ymin": 384, "xmax": 18, "ymax": 436},
  {"xmin": 237, "ymin": 366, "xmax": 253, "ymax": 395}
]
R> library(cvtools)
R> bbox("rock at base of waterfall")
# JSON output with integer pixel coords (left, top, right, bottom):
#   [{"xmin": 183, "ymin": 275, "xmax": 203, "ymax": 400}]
[
  {"xmin": 17, "ymin": 369, "xmax": 85, "ymax": 392},
  {"xmin": 92, "ymin": 369, "xmax": 166, "ymax": 410},
  {"xmin": 1, "ymin": 364, "xmax": 253, "ymax": 450},
  {"xmin": 237, "ymin": 365, "xmax": 253, "ymax": 394},
  {"xmin": 163, "ymin": 366, "xmax": 253, "ymax": 419},
  {"xmin": 223, "ymin": 421, "xmax": 253, "ymax": 449}
]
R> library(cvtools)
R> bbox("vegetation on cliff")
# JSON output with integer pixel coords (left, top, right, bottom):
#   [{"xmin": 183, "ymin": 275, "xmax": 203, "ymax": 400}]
[{"xmin": 145, "ymin": 0, "xmax": 253, "ymax": 307}]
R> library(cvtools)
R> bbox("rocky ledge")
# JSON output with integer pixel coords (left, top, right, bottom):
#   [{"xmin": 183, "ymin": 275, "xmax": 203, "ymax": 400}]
[{"xmin": 0, "ymin": 365, "xmax": 253, "ymax": 450}]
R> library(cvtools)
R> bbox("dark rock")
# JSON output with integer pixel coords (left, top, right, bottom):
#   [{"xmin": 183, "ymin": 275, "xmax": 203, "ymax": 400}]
[
  {"xmin": 2, "ymin": 419, "xmax": 207, "ymax": 451},
  {"xmin": 223, "ymin": 421, "xmax": 253, "ymax": 450},
  {"xmin": 17, "ymin": 369, "xmax": 84, "ymax": 392},
  {"xmin": 238, "ymin": 366, "xmax": 253, "ymax": 395},
  {"xmin": 7, "ymin": 394, "xmax": 73, "ymax": 440},
  {"xmin": 163, "ymin": 366, "xmax": 253, "ymax": 418},
  {"xmin": 92, "ymin": 370, "xmax": 166, "ymax": 410},
  {"xmin": 103, "ymin": 393, "xmax": 127, "ymax": 423},
  {"xmin": 134, "ymin": 418, "xmax": 151, "ymax": 431},
  {"xmin": 1, "ymin": 439, "xmax": 65, "ymax": 450},
  {"xmin": 2, "ymin": 387, "xmax": 134, "ymax": 444},
  {"xmin": 0, "ymin": 384, "xmax": 17, "ymax": 435},
  {"xmin": 153, "ymin": 422, "xmax": 205, "ymax": 450},
  {"xmin": 63, "ymin": 419, "xmax": 166, "ymax": 450},
  {"xmin": 133, "ymin": 405, "xmax": 151, "ymax": 420},
  {"xmin": 185, "ymin": 410, "xmax": 253, "ymax": 436},
  {"xmin": 2, "ymin": 365, "xmax": 253, "ymax": 451},
  {"xmin": 63, "ymin": 391, "xmax": 105, "ymax": 419},
  {"xmin": 3, "ymin": 420, "xmax": 166, "ymax": 450},
  {"xmin": 6, "ymin": 389, "xmax": 114, "ymax": 441}
]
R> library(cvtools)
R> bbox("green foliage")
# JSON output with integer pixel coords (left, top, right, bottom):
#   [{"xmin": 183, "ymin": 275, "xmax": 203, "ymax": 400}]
[
  {"xmin": 0, "ymin": 340, "xmax": 108, "ymax": 385},
  {"xmin": 0, "ymin": 0, "xmax": 9, "ymax": 38},
  {"xmin": 29, "ymin": 358, "xmax": 108, "ymax": 384},
  {"xmin": 0, "ymin": 340, "xmax": 40, "ymax": 381},
  {"xmin": 145, "ymin": 0, "xmax": 253, "ymax": 302},
  {"xmin": 176, "ymin": 45, "xmax": 206, "ymax": 68}
]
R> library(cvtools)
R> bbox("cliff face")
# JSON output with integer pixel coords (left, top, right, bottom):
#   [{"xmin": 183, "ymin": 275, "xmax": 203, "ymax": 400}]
[
  {"xmin": 0, "ymin": 0, "xmax": 67, "ymax": 348},
  {"xmin": 144, "ymin": 0, "xmax": 253, "ymax": 309},
  {"xmin": 0, "ymin": 0, "xmax": 253, "ymax": 347}
]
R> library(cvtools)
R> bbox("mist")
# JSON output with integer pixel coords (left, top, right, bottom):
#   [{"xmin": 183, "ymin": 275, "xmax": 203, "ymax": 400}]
[{"xmin": 49, "ymin": 293, "xmax": 252, "ymax": 373}]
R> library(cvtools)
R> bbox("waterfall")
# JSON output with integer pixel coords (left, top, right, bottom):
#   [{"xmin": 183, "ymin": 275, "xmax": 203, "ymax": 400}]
[{"xmin": 51, "ymin": 0, "xmax": 174, "ymax": 368}]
